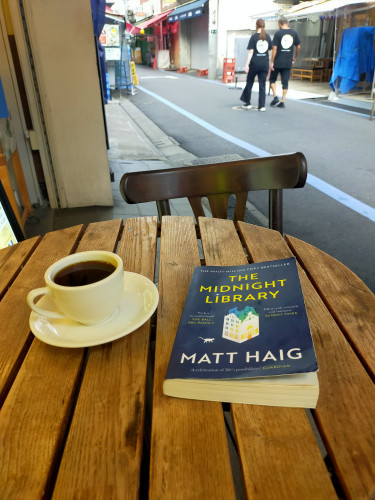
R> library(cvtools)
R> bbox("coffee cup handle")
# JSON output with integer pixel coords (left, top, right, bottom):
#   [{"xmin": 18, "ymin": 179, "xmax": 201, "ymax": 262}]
[{"xmin": 27, "ymin": 288, "xmax": 66, "ymax": 319}]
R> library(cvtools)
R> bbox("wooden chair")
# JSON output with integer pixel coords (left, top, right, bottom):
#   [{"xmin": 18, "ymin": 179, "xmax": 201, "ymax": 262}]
[{"xmin": 119, "ymin": 152, "xmax": 307, "ymax": 234}]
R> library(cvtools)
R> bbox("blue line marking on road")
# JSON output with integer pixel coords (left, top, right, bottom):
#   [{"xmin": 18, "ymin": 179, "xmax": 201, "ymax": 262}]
[
  {"xmin": 171, "ymin": 73, "xmax": 371, "ymax": 117},
  {"xmin": 290, "ymin": 99, "xmax": 370, "ymax": 117},
  {"xmin": 307, "ymin": 174, "xmax": 375, "ymax": 222},
  {"xmin": 138, "ymin": 85, "xmax": 270, "ymax": 157},
  {"xmin": 163, "ymin": 71, "xmax": 372, "ymax": 116},
  {"xmin": 137, "ymin": 85, "xmax": 375, "ymax": 222}
]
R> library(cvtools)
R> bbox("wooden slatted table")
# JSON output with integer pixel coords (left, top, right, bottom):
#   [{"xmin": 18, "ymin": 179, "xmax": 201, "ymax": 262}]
[{"xmin": 0, "ymin": 216, "xmax": 374, "ymax": 499}]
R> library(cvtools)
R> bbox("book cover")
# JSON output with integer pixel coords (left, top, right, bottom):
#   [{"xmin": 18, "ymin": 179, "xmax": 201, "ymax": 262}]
[{"xmin": 163, "ymin": 258, "xmax": 319, "ymax": 407}]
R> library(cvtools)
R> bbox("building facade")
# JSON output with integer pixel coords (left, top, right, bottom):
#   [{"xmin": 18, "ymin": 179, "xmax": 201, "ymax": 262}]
[
  {"xmin": 0, "ymin": 0, "xmax": 112, "ymax": 211},
  {"xmin": 128, "ymin": 0, "xmax": 280, "ymax": 77}
]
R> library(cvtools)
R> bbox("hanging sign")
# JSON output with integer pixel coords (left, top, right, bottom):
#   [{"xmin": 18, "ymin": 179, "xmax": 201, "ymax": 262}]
[
  {"xmin": 100, "ymin": 25, "xmax": 120, "ymax": 46},
  {"xmin": 104, "ymin": 47, "xmax": 121, "ymax": 60}
]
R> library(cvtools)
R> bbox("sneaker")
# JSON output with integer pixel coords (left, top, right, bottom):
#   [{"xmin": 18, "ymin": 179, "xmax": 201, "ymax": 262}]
[
  {"xmin": 270, "ymin": 97, "xmax": 279, "ymax": 106},
  {"xmin": 241, "ymin": 104, "xmax": 252, "ymax": 109},
  {"xmin": 258, "ymin": 107, "xmax": 266, "ymax": 112},
  {"xmin": 277, "ymin": 102, "xmax": 285, "ymax": 108}
]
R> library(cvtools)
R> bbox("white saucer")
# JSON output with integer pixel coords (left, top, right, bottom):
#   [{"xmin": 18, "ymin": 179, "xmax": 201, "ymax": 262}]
[{"xmin": 29, "ymin": 272, "xmax": 159, "ymax": 348}]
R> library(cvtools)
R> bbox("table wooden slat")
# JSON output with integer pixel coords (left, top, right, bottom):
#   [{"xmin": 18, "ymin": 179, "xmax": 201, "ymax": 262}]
[
  {"xmin": 200, "ymin": 218, "xmax": 336, "ymax": 500},
  {"xmin": 284, "ymin": 234, "xmax": 375, "ymax": 500},
  {"xmin": 286, "ymin": 235, "xmax": 375, "ymax": 379},
  {"xmin": 0, "ymin": 221, "xmax": 122, "ymax": 499},
  {"xmin": 0, "ymin": 237, "xmax": 41, "ymax": 297},
  {"xmin": 238, "ymin": 222, "xmax": 375, "ymax": 500},
  {"xmin": 52, "ymin": 217, "xmax": 158, "ymax": 499},
  {"xmin": 150, "ymin": 216, "xmax": 237, "ymax": 500},
  {"xmin": 0, "ymin": 226, "xmax": 84, "ymax": 406}
]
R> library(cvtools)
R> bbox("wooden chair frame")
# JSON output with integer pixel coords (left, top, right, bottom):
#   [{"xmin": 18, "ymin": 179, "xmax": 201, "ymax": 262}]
[{"xmin": 119, "ymin": 152, "xmax": 307, "ymax": 233}]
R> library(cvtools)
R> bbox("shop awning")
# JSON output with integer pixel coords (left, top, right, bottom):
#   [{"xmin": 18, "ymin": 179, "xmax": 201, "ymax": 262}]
[
  {"xmin": 287, "ymin": 0, "xmax": 375, "ymax": 18},
  {"xmin": 126, "ymin": 22, "xmax": 141, "ymax": 35},
  {"xmin": 137, "ymin": 10, "xmax": 174, "ymax": 30},
  {"xmin": 168, "ymin": 0, "xmax": 208, "ymax": 22}
]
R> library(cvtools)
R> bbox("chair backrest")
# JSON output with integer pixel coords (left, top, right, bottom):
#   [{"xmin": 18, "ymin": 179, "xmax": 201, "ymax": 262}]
[{"xmin": 119, "ymin": 152, "xmax": 307, "ymax": 233}]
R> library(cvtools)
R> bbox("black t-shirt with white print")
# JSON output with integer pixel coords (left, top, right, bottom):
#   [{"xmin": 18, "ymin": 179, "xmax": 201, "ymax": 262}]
[
  {"xmin": 272, "ymin": 28, "xmax": 301, "ymax": 69},
  {"xmin": 247, "ymin": 32, "xmax": 272, "ymax": 71}
]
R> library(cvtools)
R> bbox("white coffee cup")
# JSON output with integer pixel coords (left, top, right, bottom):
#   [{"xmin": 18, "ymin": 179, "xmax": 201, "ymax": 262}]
[{"xmin": 27, "ymin": 251, "xmax": 124, "ymax": 325}]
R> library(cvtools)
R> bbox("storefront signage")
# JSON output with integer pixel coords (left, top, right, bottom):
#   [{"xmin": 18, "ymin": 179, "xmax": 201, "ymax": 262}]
[
  {"xmin": 168, "ymin": 0, "xmax": 208, "ymax": 23},
  {"xmin": 170, "ymin": 8, "xmax": 202, "ymax": 22},
  {"xmin": 100, "ymin": 25, "xmax": 120, "ymax": 46},
  {"xmin": 104, "ymin": 47, "xmax": 121, "ymax": 61}
]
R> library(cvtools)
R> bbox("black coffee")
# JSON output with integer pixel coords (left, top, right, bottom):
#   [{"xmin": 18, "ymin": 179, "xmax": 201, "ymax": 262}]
[{"xmin": 54, "ymin": 260, "xmax": 116, "ymax": 287}]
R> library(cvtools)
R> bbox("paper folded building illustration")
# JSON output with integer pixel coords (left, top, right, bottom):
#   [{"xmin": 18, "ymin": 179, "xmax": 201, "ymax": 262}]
[{"xmin": 222, "ymin": 306, "xmax": 259, "ymax": 343}]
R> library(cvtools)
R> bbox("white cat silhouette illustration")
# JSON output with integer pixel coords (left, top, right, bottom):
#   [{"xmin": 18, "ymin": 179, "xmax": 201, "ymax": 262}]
[{"xmin": 199, "ymin": 337, "xmax": 215, "ymax": 343}]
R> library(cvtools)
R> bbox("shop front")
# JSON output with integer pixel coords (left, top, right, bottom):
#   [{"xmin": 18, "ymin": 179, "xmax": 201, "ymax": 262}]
[
  {"xmin": 135, "ymin": 10, "xmax": 174, "ymax": 68},
  {"xmin": 167, "ymin": 0, "xmax": 209, "ymax": 70},
  {"xmin": 286, "ymin": 0, "xmax": 375, "ymax": 92}
]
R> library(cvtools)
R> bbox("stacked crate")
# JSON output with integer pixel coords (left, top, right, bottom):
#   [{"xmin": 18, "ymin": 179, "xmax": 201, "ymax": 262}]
[{"xmin": 222, "ymin": 58, "xmax": 235, "ymax": 84}]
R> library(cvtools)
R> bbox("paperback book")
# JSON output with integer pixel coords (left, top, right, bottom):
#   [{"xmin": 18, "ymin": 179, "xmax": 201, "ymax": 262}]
[{"xmin": 163, "ymin": 257, "xmax": 319, "ymax": 408}]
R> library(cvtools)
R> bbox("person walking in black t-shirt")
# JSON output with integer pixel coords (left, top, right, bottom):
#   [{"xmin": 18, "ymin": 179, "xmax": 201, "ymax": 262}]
[
  {"xmin": 269, "ymin": 16, "xmax": 301, "ymax": 109},
  {"xmin": 240, "ymin": 19, "xmax": 272, "ymax": 112}
]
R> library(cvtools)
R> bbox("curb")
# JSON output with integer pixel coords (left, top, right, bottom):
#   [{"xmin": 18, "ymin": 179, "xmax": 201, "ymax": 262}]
[{"xmin": 117, "ymin": 97, "xmax": 197, "ymax": 166}]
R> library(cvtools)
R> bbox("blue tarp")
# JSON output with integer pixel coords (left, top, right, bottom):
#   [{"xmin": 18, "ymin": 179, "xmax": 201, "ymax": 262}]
[
  {"xmin": 90, "ymin": 0, "xmax": 108, "ymax": 104},
  {"xmin": 330, "ymin": 27, "xmax": 375, "ymax": 94},
  {"xmin": 91, "ymin": 0, "xmax": 105, "ymax": 35},
  {"xmin": 0, "ymin": 77, "xmax": 9, "ymax": 119}
]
